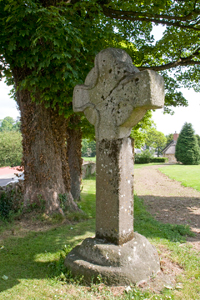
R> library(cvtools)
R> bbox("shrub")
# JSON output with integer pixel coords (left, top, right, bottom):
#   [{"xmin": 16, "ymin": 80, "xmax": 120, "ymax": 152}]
[
  {"xmin": 0, "ymin": 191, "xmax": 13, "ymax": 219},
  {"xmin": 150, "ymin": 157, "xmax": 167, "ymax": 163},
  {"xmin": 81, "ymin": 139, "xmax": 96, "ymax": 157},
  {"xmin": 134, "ymin": 149, "xmax": 153, "ymax": 164}
]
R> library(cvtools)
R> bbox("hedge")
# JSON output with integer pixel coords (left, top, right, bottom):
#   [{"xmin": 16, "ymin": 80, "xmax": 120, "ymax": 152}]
[
  {"xmin": 135, "ymin": 156, "xmax": 167, "ymax": 164},
  {"xmin": 150, "ymin": 157, "xmax": 167, "ymax": 163}
]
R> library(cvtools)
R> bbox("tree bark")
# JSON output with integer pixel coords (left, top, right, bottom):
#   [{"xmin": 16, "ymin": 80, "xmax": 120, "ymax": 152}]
[
  {"xmin": 15, "ymin": 86, "xmax": 79, "ymax": 214},
  {"xmin": 66, "ymin": 116, "xmax": 83, "ymax": 201}
]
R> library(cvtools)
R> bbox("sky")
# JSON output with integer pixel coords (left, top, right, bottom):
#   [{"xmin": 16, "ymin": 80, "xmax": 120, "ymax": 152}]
[
  {"xmin": 0, "ymin": 80, "xmax": 20, "ymax": 121},
  {"xmin": 152, "ymin": 88, "xmax": 200, "ymax": 135}
]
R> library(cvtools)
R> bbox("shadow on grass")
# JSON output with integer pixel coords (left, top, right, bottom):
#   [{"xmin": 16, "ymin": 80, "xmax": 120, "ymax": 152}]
[
  {"xmin": 135, "ymin": 195, "xmax": 199, "ymax": 241},
  {"xmin": 0, "ymin": 175, "xmax": 194, "ymax": 293},
  {"xmin": 0, "ymin": 219, "xmax": 95, "ymax": 292}
]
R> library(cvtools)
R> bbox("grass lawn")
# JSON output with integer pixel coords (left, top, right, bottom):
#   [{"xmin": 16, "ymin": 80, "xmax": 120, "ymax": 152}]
[
  {"xmin": 0, "ymin": 175, "xmax": 199, "ymax": 299},
  {"xmin": 82, "ymin": 157, "xmax": 96, "ymax": 162},
  {"xmin": 82, "ymin": 160, "xmax": 165, "ymax": 168},
  {"xmin": 159, "ymin": 164, "xmax": 200, "ymax": 192}
]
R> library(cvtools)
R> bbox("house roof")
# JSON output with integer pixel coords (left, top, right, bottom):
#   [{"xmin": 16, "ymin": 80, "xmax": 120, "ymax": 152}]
[{"xmin": 162, "ymin": 140, "xmax": 176, "ymax": 154}]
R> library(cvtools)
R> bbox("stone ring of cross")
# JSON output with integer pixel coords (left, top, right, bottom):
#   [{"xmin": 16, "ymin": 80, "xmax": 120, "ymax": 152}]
[{"xmin": 73, "ymin": 48, "xmax": 164, "ymax": 141}]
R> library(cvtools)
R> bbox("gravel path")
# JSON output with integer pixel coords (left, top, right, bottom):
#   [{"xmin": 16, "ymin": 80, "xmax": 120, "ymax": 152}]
[{"xmin": 134, "ymin": 164, "xmax": 200, "ymax": 251}]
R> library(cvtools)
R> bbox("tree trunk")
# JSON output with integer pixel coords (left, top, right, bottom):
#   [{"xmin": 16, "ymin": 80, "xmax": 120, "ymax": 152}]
[
  {"xmin": 66, "ymin": 116, "xmax": 83, "ymax": 201},
  {"xmin": 15, "ymin": 87, "xmax": 79, "ymax": 215}
]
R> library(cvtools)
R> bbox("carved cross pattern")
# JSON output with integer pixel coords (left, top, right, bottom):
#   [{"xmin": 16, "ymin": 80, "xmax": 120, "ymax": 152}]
[{"xmin": 73, "ymin": 48, "xmax": 164, "ymax": 141}]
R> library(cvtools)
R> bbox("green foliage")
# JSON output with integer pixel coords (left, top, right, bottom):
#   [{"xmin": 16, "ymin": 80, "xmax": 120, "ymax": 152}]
[
  {"xmin": 107, "ymin": 1, "xmax": 200, "ymax": 109},
  {"xmin": 135, "ymin": 149, "xmax": 154, "ymax": 164},
  {"xmin": 131, "ymin": 110, "xmax": 154, "ymax": 149},
  {"xmin": 82, "ymin": 156, "xmax": 96, "ymax": 162},
  {"xmin": 0, "ymin": 116, "xmax": 14, "ymax": 131},
  {"xmin": 58, "ymin": 193, "xmax": 68, "ymax": 210},
  {"xmin": 134, "ymin": 195, "xmax": 193, "ymax": 243},
  {"xmin": 145, "ymin": 127, "xmax": 167, "ymax": 156},
  {"xmin": 47, "ymin": 244, "xmax": 74, "ymax": 281},
  {"xmin": 161, "ymin": 73, "xmax": 189, "ymax": 114},
  {"xmin": 81, "ymin": 139, "xmax": 96, "ymax": 157},
  {"xmin": 175, "ymin": 122, "xmax": 200, "ymax": 165},
  {"xmin": 196, "ymin": 134, "xmax": 200, "ymax": 148},
  {"xmin": 0, "ymin": 0, "xmax": 199, "ymax": 132},
  {"xmin": 0, "ymin": 131, "xmax": 22, "ymax": 167},
  {"xmin": 79, "ymin": 176, "xmax": 96, "ymax": 219},
  {"xmin": 0, "ymin": 175, "xmax": 199, "ymax": 299},
  {"xmin": 159, "ymin": 164, "xmax": 200, "ymax": 192},
  {"xmin": 0, "ymin": 117, "xmax": 22, "ymax": 167},
  {"xmin": 0, "ymin": 185, "xmax": 23, "ymax": 220},
  {"xmin": 0, "ymin": 0, "xmax": 124, "ymax": 118},
  {"xmin": 150, "ymin": 157, "xmax": 167, "ymax": 163},
  {"xmin": 0, "ymin": 191, "xmax": 13, "ymax": 220},
  {"xmin": 165, "ymin": 133, "xmax": 174, "ymax": 146},
  {"xmin": 0, "ymin": 116, "xmax": 20, "ymax": 132},
  {"xmin": 135, "ymin": 150, "xmax": 167, "ymax": 164}
]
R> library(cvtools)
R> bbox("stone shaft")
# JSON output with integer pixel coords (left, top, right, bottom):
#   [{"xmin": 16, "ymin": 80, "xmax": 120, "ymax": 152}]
[{"xmin": 96, "ymin": 137, "xmax": 134, "ymax": 245}]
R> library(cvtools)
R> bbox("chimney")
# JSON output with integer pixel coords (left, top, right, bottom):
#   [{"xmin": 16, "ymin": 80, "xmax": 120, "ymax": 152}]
[{"xmin": 173, "ymin": 132, "xmax": 179, "ymax": 142}]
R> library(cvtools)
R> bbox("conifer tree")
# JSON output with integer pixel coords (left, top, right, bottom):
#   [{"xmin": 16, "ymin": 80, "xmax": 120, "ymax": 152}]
[{"xmin": 175, "ymin": 123, "xmax": 200, "ymax": 165}]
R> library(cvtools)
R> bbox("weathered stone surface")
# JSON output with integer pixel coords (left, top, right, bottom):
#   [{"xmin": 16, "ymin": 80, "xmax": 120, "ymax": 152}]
[
  {"xmin": 96, "ymin": 137, "xmax": 134, "ymax": 245},
  {"xmin": 65, "ymin": 233, "xmax": 160, "ymax": 285},
  {"xmin": 82, "ymin": 161, "xmax": 96, "ymax": 179},
  {"xmin": 73, "ymin": 48, "xmax": 164, "ymax": 140}
]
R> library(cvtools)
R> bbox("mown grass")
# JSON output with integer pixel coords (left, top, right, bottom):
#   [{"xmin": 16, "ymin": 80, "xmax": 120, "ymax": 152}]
[
  {"xmin": 0, "ymin": 174, "xmax": 199, "ymax": 299},
  {"xmin": 82, "ymin": 157, "xmax": 96, "ymax": 162},
  {"xmin": 82, "ymin": 158, "xmax": 164, "ymax": 167},
  {"xmin": 159, "ymin": 164, "xmax": 200, "ymax": 192}
]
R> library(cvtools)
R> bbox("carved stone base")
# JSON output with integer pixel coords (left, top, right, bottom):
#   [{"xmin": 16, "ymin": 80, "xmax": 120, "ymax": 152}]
[{"xmin": 65, "ymin": 233, "xmax": 160, "ymax": 285}]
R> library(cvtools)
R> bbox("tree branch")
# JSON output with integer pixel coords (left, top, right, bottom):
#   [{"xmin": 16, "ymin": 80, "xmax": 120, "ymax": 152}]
[
  {"xmin": 138, "ymin": 59, "xmax": 200, "ymax": 71},
  {"xmin": 101, "ymin": 6, "xmax": 200, "ymax": 31},
  {"xmin": 138, "ymin": 46, "xmax": 200, "ymax": 71},
  {"xmin": 103, "ymin": 7, "xmax": 200, "ymax": 22}
]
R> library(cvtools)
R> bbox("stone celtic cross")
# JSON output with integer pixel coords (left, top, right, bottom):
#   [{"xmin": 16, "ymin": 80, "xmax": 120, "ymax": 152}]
[
  {"xmin": 65, "ymin": 48, "xmax": 165, "ymax": 285},
  {"xmin": 73, "ymin": 48, "xmax": 164, "ymax": 245}
]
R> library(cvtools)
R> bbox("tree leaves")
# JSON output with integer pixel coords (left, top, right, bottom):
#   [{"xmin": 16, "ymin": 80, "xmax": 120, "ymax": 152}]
[
  {"xmin": 0, "ymin": 131, "xmax": 22, "ymax": 167},
  {"xmin": 0, "ymin": 0, "xmax": 199, "ymax": 121},
  {"xmin": 175, "ymin": 122, "xmax": 200, "ymax": 165}
]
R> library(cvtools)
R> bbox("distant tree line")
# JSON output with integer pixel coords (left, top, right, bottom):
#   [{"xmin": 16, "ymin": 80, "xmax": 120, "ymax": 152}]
[
  {"xmin": 81, "ymin": 139, "xmax": 96, "ymax": 158},
  {"xmin": 0, "ymin": 116, "xmax": 22, "ymax": 167},
  {"xmin": 0, "ymin": 116, "xmax": 20, "ymax": 132},
  {"xmin": 2, "ymin": 116, "xmax": 200, "ymax": 167}
]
